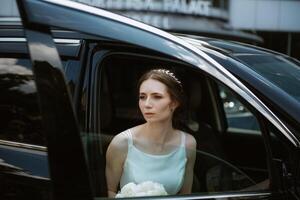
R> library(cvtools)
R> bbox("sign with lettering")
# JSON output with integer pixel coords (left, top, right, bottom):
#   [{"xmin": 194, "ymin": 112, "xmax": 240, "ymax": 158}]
[{"xmin": 75, "ymin": 0, "xmax": 228, "ymax": 20}]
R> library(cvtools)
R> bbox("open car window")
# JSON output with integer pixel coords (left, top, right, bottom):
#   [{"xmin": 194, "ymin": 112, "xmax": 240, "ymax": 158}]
[{"xmin": 82, "ymin": 52, "xmax": 270, "ymax": 198}]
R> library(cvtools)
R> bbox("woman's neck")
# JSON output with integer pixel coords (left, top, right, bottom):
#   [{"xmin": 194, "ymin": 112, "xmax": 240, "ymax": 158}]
[{"xmin": 143, "ymin": 120, "xmax": 175, "ymax": 144}]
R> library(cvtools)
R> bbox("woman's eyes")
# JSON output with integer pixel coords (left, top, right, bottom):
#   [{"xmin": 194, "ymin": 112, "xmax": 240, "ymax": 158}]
[
  {"xmin": 139, "ymin": 95, "xmax": 163, "ymax": 100},
  {"xmin": 153, "ymin": 95, "xmax": 162, "ymax": 99}
]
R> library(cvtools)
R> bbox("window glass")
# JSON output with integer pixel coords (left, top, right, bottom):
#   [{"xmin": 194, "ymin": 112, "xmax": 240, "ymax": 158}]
[
  {"xmin": 62, "ymin": 60, "xmax": 81, "ymax": 98},
  {"xmin": 267, "ymin": 123, "xmax": 297, "ymax": 193},
  {"xmin": 216, "ymin": 82, "xmax": 269, "ymax": 191},
  {"xmin": 0, "ymin": 32, "xmax": 80, "ymax": 200},
  {"xmin": 0, "ymin": 58, "xmax": 80, "ymax": 146},
  {"xmin": 0, "ymin": 57, "xmax": 52, "ymax": 199},
  {"xmin": 219, "ymin": 84, "xmax": 260, "ymax": 132},
  {"xmin": 237, "ymin": 55, "xmax": 300, "ymax": 102},
  {"xmin": 0, "ymin": 58, "xmax": 46, "ymax": 146},
  {"xmin": 88, "ymin": 54, "xmax": 270, "ymax": 198}
]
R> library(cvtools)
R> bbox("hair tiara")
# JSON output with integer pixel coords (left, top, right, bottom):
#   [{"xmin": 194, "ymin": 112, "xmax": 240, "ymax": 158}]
[{"xmin": 154, "ymin": 69, "xmax": 182, "ymax": 88}]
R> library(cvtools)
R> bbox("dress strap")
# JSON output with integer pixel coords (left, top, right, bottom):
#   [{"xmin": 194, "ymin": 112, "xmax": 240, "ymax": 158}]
[
  {"xmin": 127, "ymin": 129, "xmax": 133, "ymax": 146},
  {"xmin": 180, "ymin": 131, "xmax": 186, "ymax": 147}
]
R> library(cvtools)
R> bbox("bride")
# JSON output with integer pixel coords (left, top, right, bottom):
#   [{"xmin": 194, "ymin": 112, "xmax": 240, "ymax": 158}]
[{"xmin": 105, "ymin": 69, "xmax": 196, "ymax": 197}]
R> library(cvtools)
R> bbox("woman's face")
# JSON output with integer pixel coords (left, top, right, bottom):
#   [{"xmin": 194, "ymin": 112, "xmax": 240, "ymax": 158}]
[{"xmin": 139, "ymin": 79, "xmax": 176, "ymax": 123}]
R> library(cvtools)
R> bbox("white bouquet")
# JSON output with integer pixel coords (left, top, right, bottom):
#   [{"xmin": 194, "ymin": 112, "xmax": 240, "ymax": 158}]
[{"xmin": 115, "ymin": 181, "xmax": 168, "ymax": 198}]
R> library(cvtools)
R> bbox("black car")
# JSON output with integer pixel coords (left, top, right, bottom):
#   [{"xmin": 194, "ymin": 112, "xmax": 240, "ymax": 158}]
[{"xmin": 1, "ymin": 0, "xmax": 300, "ymax": 200}]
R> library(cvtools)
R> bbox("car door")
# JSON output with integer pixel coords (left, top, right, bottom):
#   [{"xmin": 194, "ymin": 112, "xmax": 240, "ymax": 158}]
[
  {"xmin": 17, "ymin": 0, "xmax": 298, "ymax": 199},
  {"xmin": 0, "ymin": 28, "xmax": 83, "ymax": 199}
]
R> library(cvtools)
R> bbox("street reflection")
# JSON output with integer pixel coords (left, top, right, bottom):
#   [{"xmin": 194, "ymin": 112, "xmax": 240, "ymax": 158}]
[{"xmin": 0, "ymin": 58, "xmax": 45, "ymax": 146}]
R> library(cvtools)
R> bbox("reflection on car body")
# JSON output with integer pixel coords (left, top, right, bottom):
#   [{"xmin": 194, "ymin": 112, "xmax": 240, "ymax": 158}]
[{"xmin": 0, "ymin": 0, "xmax": 300, "ymax": 200}]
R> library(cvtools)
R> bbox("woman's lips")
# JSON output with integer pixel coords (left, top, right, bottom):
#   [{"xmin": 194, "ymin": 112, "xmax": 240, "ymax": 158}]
[{"xmin": 144, "ymin": 112, "xmax": 155, "ymax": 116}]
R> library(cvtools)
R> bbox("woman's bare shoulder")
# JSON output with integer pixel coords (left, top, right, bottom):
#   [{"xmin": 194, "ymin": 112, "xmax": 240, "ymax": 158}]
[
  {"xmin": 109, "ymin": 125, "xmax": 143, "ymax": 150},
  {"xmin": 183, "ymin": 131, "xmax": 197, "ymax": 150},
  {"xmin": 106, "ymin": 130, "xmax": 130, "ymax": 166},
  {"xmin": 109, "ymin": 130, "xmax": 129, "ymax": 151}
]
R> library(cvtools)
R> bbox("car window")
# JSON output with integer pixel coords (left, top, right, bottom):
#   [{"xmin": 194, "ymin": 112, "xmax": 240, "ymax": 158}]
[
  {"xmin": 0, "ymin": 58, "xmax": 46, "ymax": 146},
  {"xmin": 61, "ymin": 60, "xmax": 81, "ymax": 99},
  {"xmin": 219, "ymin": 84, "xmax": 260, "ymax": 132},
  {"xmin": 0, "ymin": 58, "xmax": 79, "ymax": 146},
  {"xmin": 237, "ymin": 54, "xmax": 300, "ymax": 102},
  {"xmin": 0, "ymin": 57, "xmax": 52, "ymax": 199},
  {"xmin": 216, "ymin": 81, "xmax": 269, "ymax": 191},
  {"xmin": 0, "ymin": 50, "xmax": 79, "ymax": 200},
  {"xmin": 82, "ymin": 53, "xmax": 270, "ymax": 198}
]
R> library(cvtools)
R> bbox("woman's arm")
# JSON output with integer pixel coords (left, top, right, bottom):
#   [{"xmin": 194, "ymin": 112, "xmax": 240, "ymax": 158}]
[
  {"xmin": 105, "ymin": 133, "xmax": 127, "ymax": 197},
  {"xmin": 179, "ymin": 134, "xmax": 197, "ymax": 194}
]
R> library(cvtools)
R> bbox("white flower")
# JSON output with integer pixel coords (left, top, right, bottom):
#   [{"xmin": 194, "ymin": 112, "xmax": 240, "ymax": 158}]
[{"xmin": 116, "ymin": 181, "xmax": 168, "ymax": 198}]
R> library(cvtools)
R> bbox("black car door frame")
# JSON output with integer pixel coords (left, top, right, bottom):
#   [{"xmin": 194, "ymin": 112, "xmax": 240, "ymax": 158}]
[{"xmin": 17, "ymin": 0, "xmax": 299, "ymax": 199}]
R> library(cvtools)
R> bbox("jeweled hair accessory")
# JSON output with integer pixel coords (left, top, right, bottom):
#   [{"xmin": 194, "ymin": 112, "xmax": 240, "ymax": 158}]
[{"xmin": 154, "ymin": 69, "xmax": 182, "ymax": 87}]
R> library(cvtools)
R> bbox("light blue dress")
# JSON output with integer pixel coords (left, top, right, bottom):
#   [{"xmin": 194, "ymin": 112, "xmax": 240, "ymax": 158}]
[{"xmin": 120, "ymin": 129, "xmax": 187, "ymax": 195}]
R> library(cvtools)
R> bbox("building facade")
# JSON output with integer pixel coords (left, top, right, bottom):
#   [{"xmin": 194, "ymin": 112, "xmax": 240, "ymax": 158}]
[{"xmin": 229, "ymin": 0, "xmax": 300, "ymax": 59}]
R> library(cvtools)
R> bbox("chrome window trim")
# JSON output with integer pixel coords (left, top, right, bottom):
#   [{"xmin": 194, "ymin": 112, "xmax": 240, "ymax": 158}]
[
  {"xmin": 170, "ymin": 192, "xmax": 271, "ymax": 199},
  {"xmin": 0, "ymin": 139, "xmax": 47, "ymax": 151},
  {"xmin": 0, "ymin": 37, "xmax": 80, "ymax": 44},
  {"xmin": 8, "ymin": 171, "xmax": 51, "ymax": 181},
  {"xmin": 0, "ymin": 17, "xmax": 21, "ymax": 22},
  {"xmin": 97, "ymin": 191, "xmax": 271, "ymax": 200},
  {"xmin": 228, "ymin": 127, "xmax": 262, "ymax": 135},
  {"xmin": 29, "ymin": 0, "xmax": 299, "ymax": 147},
  {"xmin": 55, "ymin": 38, "xmax": 81, "ymax": 44},
  {"xmin": 0, "ymin": 38, "xmax": 27, "ymax": 42}
]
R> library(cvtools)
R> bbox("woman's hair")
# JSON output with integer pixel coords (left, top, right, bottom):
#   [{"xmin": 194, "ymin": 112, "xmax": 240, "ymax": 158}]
[{"xmin": 137, "ymin": 68, "xmax": 186, "ymax": 128}]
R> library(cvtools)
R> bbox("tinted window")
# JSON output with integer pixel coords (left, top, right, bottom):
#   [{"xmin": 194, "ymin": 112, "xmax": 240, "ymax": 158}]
[
  {"xmin": 237, "ymin": 55, "xmax": 300, "ymax": 102},
  {"xmin": 0, "ymin": 58, "xmax": 46, "ymax": 146},
  {"xmin": 62, "ymin": 60, "xmax": 81, "ymax": 98},
  {"xmin": 0, "ymin": 58, "xmax": 81, "ymax": 146},
  {"xmin": 219, "ymin": 84, "xmax": 260, "ymax": 131},
  {"xmin": 216, "ymin": 82, "xmax": 269, "ymax": 190},
  {"xmin": 267, "ymin": 123, "xmax": 298, "ymax": 195},
  {"xmin": 0, "ymin": 29, "xmax": 81, "ymax": 200},
  {"xmin": 0, "ymin": 57, "xmax": 51, "ymax": 200}
]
